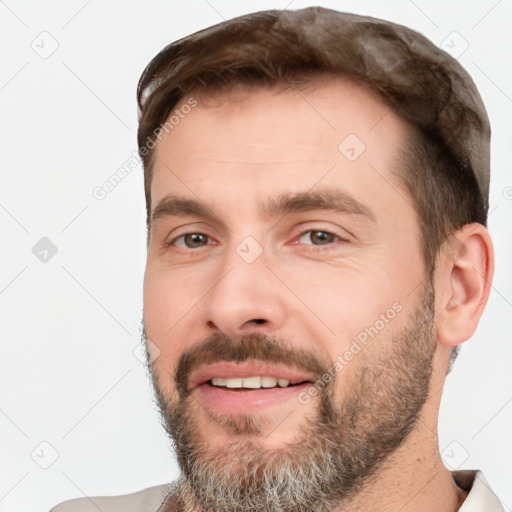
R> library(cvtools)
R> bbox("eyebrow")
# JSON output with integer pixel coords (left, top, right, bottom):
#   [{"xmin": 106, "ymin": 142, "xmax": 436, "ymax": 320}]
[
  {"xmin": 151, "ymin": 196, "xmax": 223, "ymax": 226},
  {"xmin": 150, "ymin": 188, "xmax": 376, "ymax": 227},
  {"xmin": 261, "ymin": 189, "xmax": 376, "ymax": 222}
]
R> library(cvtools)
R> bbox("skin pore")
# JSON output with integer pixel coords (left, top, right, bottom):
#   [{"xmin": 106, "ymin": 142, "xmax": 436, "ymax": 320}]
[{"xmin": 143, "ymin": 78, "xmax": 493, "ymax": 511}]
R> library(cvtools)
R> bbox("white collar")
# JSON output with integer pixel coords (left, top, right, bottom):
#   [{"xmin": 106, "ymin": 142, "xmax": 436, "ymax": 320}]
[{"xmin": 453, "ymin": 470, "xmax": 504, "ymax": 511}]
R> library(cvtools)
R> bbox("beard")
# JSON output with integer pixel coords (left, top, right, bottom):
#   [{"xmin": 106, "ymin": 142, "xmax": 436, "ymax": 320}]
[{"xmin": 145, "ymin": 280, "xmax": 436, "ymax": 512}]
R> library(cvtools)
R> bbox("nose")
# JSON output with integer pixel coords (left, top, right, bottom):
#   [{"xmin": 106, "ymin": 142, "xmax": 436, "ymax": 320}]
[{"xmin": 202, "ymin": 246, "xmax": 288, "ymax": 338}]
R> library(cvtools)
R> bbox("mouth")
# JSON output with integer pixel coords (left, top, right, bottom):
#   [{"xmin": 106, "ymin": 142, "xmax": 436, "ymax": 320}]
[
  {"xmin": 209, "ymin": 376, "xmax": 304, "ymax": 389},
  {"xmin": 189, "ymin": 361, "xmax": 316, "ymax": 414}
]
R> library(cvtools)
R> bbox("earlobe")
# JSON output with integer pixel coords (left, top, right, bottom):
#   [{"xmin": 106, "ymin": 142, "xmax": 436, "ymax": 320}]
[{"xmin": 435, "ymin": 223, "xmax": 494, "ymax": 348}]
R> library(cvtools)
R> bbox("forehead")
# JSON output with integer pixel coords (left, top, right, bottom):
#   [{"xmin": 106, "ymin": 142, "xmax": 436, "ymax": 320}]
[{"xmin": 150, "ymin": 77, "xmax": 412, "ymax": 214}]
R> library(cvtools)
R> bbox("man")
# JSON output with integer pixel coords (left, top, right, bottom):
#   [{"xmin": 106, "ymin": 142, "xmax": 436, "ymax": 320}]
[{"xmin": 51, "ymin": 6, "xmax": 503, "ymax": 512}]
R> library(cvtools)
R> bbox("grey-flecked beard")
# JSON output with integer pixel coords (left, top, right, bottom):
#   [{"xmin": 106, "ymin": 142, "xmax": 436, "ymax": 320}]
[{"xmin": 147, "ymin": 281, "xmax": 436, "ymax": 512}]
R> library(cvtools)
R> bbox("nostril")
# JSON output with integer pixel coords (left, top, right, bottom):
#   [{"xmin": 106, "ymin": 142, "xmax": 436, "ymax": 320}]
[{"xmin": 251, "ymin": 319, "xmax": 266, "ymax": 325}]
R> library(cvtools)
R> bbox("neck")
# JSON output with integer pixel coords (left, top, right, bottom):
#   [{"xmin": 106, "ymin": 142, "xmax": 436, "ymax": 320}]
[
  {"xmin": 332, "ymin": 422, "xmax": 467, "ymax": 512},
  {"xmin": 336, "ymin": 350, "xmax": 468, "ymax": 512}
]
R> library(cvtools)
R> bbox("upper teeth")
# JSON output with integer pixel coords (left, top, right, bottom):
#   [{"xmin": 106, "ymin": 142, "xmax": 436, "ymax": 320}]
[{"xmin": 211, "ymin": 376, "xmax": 292, "ymax": 389}]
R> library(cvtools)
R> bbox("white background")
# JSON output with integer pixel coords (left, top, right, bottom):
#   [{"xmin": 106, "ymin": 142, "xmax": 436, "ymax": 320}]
[{"xmin": 1, "ymin": 1, "xmax": 511, "ymax": 511}]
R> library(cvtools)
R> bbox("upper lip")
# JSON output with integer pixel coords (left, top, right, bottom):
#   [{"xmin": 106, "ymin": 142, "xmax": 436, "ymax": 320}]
[{"xmin": 189, "ymin": 361, "xmax": 316, "ymax": 390}]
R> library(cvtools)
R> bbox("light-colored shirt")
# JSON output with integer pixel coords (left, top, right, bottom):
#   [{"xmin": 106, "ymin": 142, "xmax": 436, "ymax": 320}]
[
  {"xmin": 455, "ymin": 470, "xmax": 504, "ymax": 512},
  {"xmin": 49, "ymin": 470, "xmax": 504, "ymax": 511}
]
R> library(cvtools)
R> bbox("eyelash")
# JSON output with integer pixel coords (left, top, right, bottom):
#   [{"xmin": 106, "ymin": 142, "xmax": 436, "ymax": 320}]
[
  {"xmin": 167, "ymin": 229, "xmax": 346, "ymax": 250},
  {"xmin": 168, "ymin": 233, "xmax": 216, "ymax": 249},
  {"xmin": 295, "ymin": 230, "xmax": 344, "ymax": 247}
]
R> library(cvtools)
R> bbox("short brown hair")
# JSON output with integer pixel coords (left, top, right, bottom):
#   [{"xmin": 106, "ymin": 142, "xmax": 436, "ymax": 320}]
[{"xmin": 137, "ymin": 7, "xmax": 490, "ymax": 276}]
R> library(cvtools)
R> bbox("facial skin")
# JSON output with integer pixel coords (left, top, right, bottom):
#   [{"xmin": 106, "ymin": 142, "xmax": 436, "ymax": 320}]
[{"xmin": 143, "ymin": 78, "xmax": 493, "ymax": 511}]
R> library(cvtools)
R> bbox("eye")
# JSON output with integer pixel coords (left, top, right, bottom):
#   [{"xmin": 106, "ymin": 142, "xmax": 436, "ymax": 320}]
[
  {"xmin": 172, "ymin": 233, "xmax": 211, "ymax": 249},
  {"xmin": 297, "ymin": 230, "xmax": 340, "ymax": 246}
]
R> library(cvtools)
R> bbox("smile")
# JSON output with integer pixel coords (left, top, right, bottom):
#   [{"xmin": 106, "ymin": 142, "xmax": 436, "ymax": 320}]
[
  {"xmin": 210, "ymin": 376, "xmax": 302, "ymax": 389},
  {"xmin": 189, "ymin": 361, "xmax": 316, "ymax": 414}
]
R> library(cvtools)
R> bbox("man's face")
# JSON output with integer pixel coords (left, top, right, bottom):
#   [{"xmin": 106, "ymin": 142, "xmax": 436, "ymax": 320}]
[{"xmin": 143, "ymin": 79, "xmax": 435, "ymax": 510}]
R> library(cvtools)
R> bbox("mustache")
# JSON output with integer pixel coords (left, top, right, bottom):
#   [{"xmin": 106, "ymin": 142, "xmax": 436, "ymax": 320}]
[{"xmin": 174, "ymin": 332, "xmax": 329, "ymax": 397}]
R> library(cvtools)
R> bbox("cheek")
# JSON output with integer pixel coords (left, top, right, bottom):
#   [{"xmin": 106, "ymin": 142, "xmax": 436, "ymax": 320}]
[
  {"xmin": 277, "ymin": 262, "xmax": 409, "ymax": 384},
  {"xmin": 143, "ymin": 264, "xmax": 192, "ymax": 365},
  {"xmin": 143, "ymin": 266, "xmax": 169, "ymax": 333},
  {"xmin": 144, "ymin": 258, "xmax": 201, "ymax": 325},
  {"xmin": 279, "ymin": 260, "xmax": 397, "ymax": 333}
]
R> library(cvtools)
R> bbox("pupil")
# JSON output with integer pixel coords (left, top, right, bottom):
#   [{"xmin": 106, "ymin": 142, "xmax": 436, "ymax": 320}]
[
  {"xmin": 186, "ymin": 233, "xmax": 207, "ymax": 247},
  {"xmin": 312, "ymin": 231, "xmax": 332, "ymax": 245}
]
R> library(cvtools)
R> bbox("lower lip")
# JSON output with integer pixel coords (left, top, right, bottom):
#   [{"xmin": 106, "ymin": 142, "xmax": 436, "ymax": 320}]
[{"xmin": 196, "ymin": 382, "xmax": 312, "ymax": 415}]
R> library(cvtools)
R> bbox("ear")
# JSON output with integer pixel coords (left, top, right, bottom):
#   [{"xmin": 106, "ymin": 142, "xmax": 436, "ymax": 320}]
[{"xmin": 435, "ymin": 223, "xmax": 494, "ymax": 348}]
